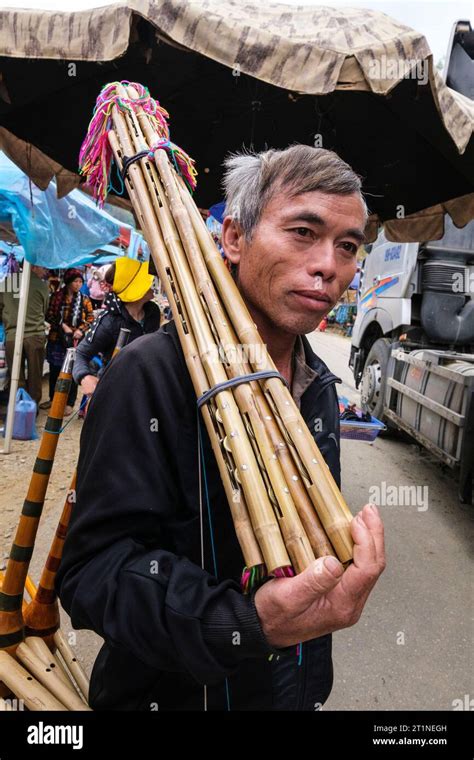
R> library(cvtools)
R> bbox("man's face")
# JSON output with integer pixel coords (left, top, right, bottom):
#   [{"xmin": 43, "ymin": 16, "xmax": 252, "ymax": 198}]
[{"xmin": 222, "ymin": 189, "xmax": 366, "ymax": 336}]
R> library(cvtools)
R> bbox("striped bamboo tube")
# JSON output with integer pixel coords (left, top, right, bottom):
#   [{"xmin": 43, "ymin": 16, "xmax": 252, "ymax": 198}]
[
  {"xmin": 0, "ymin": 349, "xmax": 75, "ymax": 659},
  {"xmin": 22, "ymin": 472, "xmax": 76, "ymax": 646}
]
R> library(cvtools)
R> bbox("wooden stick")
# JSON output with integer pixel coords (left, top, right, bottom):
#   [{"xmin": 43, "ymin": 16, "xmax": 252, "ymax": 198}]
[
  {"xmin": 0, "ymin": 651, "xmax": 67, "ymax": 711},
  {"xmin": 16, "ymin": 643, "xmax": 89, "ymax": 711}
]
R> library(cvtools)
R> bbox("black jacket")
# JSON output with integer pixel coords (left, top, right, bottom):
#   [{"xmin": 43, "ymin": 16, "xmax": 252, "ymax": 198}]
[
  {"xmin": 72, "ymin": 293, "xmax": 161, "ymax": 385},
  {"xmin": 57, "ymin": 320, "xmax": 342, "ymax": 711}
]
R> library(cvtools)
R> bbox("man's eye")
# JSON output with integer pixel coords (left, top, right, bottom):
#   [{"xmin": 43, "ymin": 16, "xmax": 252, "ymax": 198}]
[
  {"xmin": 293, "ymin": 227, "xmax": 311, "ymax": 237},
  {"xmin": 340, "ymin": 242, "xmax": 357, "ymax": 254}
]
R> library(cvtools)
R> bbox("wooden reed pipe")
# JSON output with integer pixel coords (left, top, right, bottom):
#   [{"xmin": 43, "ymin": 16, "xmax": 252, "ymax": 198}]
[
  {"xmin": 53, "ymin": 630, "xmax": 89, "ymax": 702},
  {"xmin": 16, "ymin": 643, "xmax": 90, "ymax": 711},
  {"xmin": 0, "ymin": 651, "xmax": 67, "ymax": 711},
  {"xmin": 23, "ymin": 472, "xmax": 76, "ymax": 647},
  {"xmin": 23, "ymin": 636, "xmax": 82, "ymax": 697},
  {"xmin": 0, "ymin": 349, "xmax": 75, "ymax": 659}
]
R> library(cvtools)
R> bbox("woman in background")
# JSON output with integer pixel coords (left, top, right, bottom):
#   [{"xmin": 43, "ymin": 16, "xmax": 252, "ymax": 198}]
[
  {"xmin": 40, "ymin": 268, "xmax": 94, "ymax": 416},
  {"xmin": 73, "ymin": 258, "xmax": 161, "ymax": 400}
]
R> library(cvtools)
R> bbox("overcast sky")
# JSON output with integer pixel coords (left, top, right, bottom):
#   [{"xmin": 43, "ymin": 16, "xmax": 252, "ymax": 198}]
[{"xmin": 2, "ymin": 0, "xmax": 473, "ymax": 62}]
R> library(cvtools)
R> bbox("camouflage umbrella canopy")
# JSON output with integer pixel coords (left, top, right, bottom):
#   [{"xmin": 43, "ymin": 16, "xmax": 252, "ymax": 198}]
[{"xmin": 0, "ymin": 1, "xmax": 472, "ymax": 242}]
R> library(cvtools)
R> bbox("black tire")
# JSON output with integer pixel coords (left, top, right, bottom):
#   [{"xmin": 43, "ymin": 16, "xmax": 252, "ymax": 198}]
[{"xmin": 360, "ymin": 338, "xmax": 395, "ymax": 435}]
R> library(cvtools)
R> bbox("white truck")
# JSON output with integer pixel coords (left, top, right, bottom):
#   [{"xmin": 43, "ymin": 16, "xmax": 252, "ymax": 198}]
[{"xmin": 350, "ymin": 20, "xmax": 474, "ymax": 504}]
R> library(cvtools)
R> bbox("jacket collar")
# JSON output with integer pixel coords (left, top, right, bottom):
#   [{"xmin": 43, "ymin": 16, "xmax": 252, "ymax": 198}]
[{"xmin": 300, "ymin": 334, "xmax": 341, "ymax": 386}]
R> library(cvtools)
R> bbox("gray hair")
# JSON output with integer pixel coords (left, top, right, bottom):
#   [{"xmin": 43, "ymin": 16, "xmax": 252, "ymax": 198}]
[{"xmin": 222, "ymin": 144, "xmax": 368, "ymax": 241}]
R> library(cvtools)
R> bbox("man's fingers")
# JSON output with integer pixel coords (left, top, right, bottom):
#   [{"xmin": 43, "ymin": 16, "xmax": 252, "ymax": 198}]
[
  {"xmin": 294, "ymin": 555, "xmax": 344, "ymax": 607},
  {"xmin": 359, "ymin": 503, "xmax": 386, "ymax": 569},
  {"xmin": 350, "ymin": 509, "xmax": 378, "ymax": 569}
]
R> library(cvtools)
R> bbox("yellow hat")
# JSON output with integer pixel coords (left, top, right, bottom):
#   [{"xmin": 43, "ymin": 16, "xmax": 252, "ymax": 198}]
[{"xmin": 113, "ymin": 258, "xmax": 154, "ymax": 303}]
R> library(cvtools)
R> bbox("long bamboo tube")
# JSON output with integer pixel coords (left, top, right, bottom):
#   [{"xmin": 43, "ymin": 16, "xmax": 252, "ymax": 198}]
[
  {"xmin": 16, "ymin": 643, "xmax": 90, "ymax": 711},
  {"xmin": 53, "ymin": 630, "xmax": 89, "ymax": 701},
  {"xmin": 0, "ymin": 349, "xmax": 75, "ymax": 659},
  {"xmin": 23, "ymin": 472, "xmax": 76, "ymax": 647},
  {"xmin": 24, "ymin": 636, "xmax": 82, "ymax": 696},
  {"xmin": 0, "ymin": 651, "xmax": 67, "ymax": 710}
]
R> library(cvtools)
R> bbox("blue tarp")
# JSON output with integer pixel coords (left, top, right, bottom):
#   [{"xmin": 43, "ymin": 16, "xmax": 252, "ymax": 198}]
[{"xmin": 0, "ymin": 152, "xmax": 131, "ymax": 268}]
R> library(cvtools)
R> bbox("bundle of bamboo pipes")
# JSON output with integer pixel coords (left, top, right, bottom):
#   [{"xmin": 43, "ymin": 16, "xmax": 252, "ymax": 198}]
[{"xmin": 78, "ymin": 81, "xmax": 354, "ymax": 580}]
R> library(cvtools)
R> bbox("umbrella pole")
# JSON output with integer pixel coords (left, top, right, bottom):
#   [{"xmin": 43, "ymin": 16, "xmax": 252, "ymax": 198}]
[{"xmin": 1, "ymin": 259, "xmax": 31, "ymax": 455}]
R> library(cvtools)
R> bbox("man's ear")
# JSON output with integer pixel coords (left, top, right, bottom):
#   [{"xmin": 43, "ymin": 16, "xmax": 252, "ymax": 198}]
[{"xmin": 221, "ymin": 216, "xmax": 243, "ymax": 266}]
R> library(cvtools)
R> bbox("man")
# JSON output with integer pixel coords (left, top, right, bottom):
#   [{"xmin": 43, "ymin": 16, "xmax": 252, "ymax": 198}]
[
  {"xmin": 0, "ymin": 265, "xmax": 49, "ymax": 406},
  {"xmin": 57, "ymin": 145, "xmax": 385, "ymax": 711}
]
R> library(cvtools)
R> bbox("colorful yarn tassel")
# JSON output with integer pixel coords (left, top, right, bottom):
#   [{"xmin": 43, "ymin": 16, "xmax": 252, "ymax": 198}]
[
  {"xmin": 240, "ymin": 563, "xmax": 295, "ymax": 593},
  {"xmin": 78, "ymin": 80, "xmax": 197, "ymax": 206},
  {"xmin": 148, "ymin": 138, "xmax": 198, "ymax": 194}
]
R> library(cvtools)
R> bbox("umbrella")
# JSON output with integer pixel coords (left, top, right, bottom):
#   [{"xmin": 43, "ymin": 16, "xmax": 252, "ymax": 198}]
[{"xmin": 0, "ymin": 3, "xmax": 471, "ymax": 242}]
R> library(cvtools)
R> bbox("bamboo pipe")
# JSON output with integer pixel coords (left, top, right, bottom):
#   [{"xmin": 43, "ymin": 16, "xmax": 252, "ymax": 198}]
[
  {"xmin": 23, "ymin": 472, "xmax": 76, "ymax": 647},
  {"xmin": 16, "ymin": 643, "xmax": 90, "ymax": 711},
  {"xmin": 53, "ymin": 630, "xmax": 89, "ymax": 701},
  {"xmin": 24, "ymin": 636, "xmax": 83, "ymax": 697},
  {"xmin": 0, "ymin": 349, "xmax": 75, "ymax": 658},
  {"xmin": 0, "ymin": 651, "xmax": 67, "ymax": 710},
  {"xmin": 109, "ymin": 95, "xmax": 289, "ymax": 572},
  {"xmin": 176, "ymin": 175, "xmax": 354, "ymax": 562}
]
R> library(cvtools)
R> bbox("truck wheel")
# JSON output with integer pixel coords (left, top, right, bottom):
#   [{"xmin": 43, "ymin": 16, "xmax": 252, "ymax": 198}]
[{"xmin": 360, "ymin": 338, "xmax": 394, "ymax": 433}]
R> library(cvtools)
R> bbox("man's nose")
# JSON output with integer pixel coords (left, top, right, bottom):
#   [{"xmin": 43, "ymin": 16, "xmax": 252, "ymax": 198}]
[{"xmin": 306, "ymin": 241, "xmax": 338, "ymax": 280}]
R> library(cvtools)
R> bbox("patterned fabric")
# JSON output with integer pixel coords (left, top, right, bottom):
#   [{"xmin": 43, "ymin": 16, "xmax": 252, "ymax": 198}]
[
  {"xmin": 0, "ymin": 2, "xmax": 470, "ymax": 153},
  {"xmin": 46, "ymin": 286, "xmax": 94, "ymax": 344}
]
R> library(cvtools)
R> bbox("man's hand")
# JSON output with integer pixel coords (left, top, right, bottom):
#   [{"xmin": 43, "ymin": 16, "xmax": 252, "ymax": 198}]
[
  {"xmin": 62, "ymin": 323, "xmax": 73, "ymax": 334},
  {"xmin": 254, "ymin": 503, "xmax": 385, "ymax": 648},
  {"xmin": 80, "ymin": 375, "xmax": 99, "ymax": 396},
  {"xmin": 73, "ymin": 329, "xmax": 83, "ymax": 341}
]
